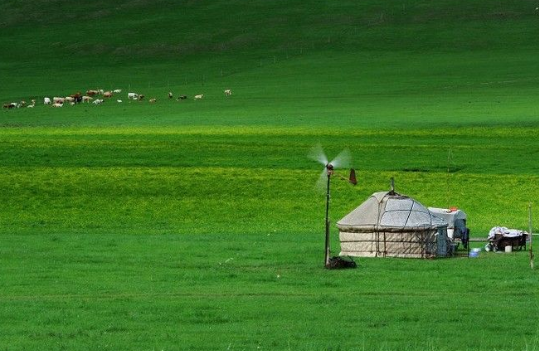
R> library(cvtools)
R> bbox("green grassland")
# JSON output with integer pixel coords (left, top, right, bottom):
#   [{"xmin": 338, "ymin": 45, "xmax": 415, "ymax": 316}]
[{"xmin": 1, "ymin": 0, "xmax": 539, "ymax": 350}]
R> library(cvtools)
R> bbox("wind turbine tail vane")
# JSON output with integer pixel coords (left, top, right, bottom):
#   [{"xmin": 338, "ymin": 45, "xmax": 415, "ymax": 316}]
[{"xmin": 349, "ymin": 168, "xmax": 357, "ymax": 185}]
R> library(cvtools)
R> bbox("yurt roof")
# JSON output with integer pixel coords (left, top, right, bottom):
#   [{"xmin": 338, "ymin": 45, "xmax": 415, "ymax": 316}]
[{"xmin": 337, "ymin": 191, "xmax": 447, "ymax": 231}]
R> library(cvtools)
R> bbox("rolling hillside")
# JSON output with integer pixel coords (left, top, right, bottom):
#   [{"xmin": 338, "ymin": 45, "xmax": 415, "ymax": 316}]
[{"xmin": 1, "ymin": 0, "xmax": 539, "ymax": 124}]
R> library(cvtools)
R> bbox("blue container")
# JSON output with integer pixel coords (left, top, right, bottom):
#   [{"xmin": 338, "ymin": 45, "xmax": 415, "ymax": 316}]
[{"xmin": 469, "ymin": 248, "xmax": 480, "ymax": 258}]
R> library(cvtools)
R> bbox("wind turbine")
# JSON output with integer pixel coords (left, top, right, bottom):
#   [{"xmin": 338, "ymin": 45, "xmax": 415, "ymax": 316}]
[{"xmin": 309, "ymin": 144, "xmax": 357, "ymax": 268}]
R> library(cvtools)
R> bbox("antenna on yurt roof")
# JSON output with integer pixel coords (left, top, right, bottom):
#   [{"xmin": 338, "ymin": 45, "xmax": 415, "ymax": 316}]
[{"xmin": 389, "ymin": 177, "xmax": 396, "ymax": 195}]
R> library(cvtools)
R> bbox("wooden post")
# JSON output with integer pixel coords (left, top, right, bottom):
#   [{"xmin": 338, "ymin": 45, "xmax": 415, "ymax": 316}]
[
  {"xmin": 529, "ymin": 203, "xmax": 534, "ymax": 269},
  {"xmin": 447, "ymin": 148, "xmax": 454, "ymax": 208}
]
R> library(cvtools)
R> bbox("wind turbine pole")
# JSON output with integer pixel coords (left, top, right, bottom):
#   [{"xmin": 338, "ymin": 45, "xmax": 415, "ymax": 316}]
[{"xmin": 325, "ymin": 164, "xmax": 334, "ymax": 267}]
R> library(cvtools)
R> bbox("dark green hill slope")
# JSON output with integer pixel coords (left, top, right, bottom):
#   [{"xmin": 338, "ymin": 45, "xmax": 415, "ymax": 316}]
[
  {"xmin": 1, "ymin": 0, "xmax": 539, "ymax": 129},
  {"xmin": 2, "ymin": 0, "xmax": 538, "ymax": 64}
]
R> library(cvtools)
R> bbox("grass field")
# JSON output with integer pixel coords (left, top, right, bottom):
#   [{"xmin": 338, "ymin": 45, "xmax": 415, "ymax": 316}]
[{"xmin": 1, "ymin": 0, "xmax": 539, "ymax": 350}]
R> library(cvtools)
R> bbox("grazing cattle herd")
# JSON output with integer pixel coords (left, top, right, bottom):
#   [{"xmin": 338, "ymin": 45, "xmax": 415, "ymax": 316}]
[{"xmin": 3, "ymin": 88, "xmax": 233, "ymax": 110}]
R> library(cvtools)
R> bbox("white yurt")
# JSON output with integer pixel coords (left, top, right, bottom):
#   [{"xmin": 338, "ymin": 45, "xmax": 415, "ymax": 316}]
[{"xmin": 337, "ymin": 191, "xmax": 450, "ymax": 258}]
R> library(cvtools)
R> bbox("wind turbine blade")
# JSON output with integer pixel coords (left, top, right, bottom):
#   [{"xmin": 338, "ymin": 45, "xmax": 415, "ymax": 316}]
[
  {"xmin": 315, "ymin": 168, "xmax": 327, "ymax": 194},
  {"xmin": 330, "ymin": 148, "xmax": 351, "ymax": 169},
  {"xmin": 308, "ymin": 143, "xmax": 328, "ymax": 166}
]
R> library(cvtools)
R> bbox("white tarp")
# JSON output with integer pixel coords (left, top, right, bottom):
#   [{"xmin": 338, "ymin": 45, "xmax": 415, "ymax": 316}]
[{"xmin": 488, "ymin": 226, "xmax": 527, "ymax": 240}]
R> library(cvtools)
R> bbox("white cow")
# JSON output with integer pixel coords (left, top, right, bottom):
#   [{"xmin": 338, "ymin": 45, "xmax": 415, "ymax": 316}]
[
  {"xmin": 82, "ymin": 96, "xmax": 93, "ymax": 103},
  {"xmin": 128, "ymin": 92, "xmax": 138, "ymax": 100},
  {"xmin": 44, "ymin": 97, "xmax": 51, "ymax": 105},
  {"xmin": 93, "ymin": 99, "xmax": 104, "ymax": 105},
  {"xmin": 194, "ymin": 94, "xmax": 204, "ymax": 100},
  {"xmin": 113, "ymin": 89, "xmax": 122, "ymax": 93},
  {"xmin": 224, "ymin": 89, "xmax": 232, "ymax": 96}
]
